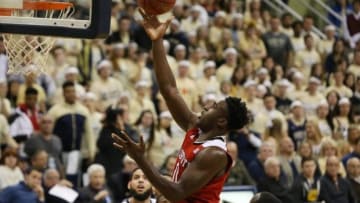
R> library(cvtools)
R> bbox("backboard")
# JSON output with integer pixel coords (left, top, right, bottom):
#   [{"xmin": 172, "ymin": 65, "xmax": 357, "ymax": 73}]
[{"xmin": 0, "ymin": 0, "xmax": 111, "ymax": 38}]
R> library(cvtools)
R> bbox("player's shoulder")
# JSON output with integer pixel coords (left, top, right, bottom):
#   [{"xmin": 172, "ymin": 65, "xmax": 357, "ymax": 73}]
[{"xmin": 195, "ymin": 147, "xmax": 228, "ymax": 166}]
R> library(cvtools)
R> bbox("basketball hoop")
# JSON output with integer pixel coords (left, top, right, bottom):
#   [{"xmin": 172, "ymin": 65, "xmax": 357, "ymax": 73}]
[{"xmin": 0, "ymin": 1, "xmax": 74, "ymax": 74}]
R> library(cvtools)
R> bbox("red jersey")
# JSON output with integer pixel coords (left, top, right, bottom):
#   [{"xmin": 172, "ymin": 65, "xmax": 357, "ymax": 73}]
[{"xmin": 172, "ymin": 128, "xmax": 232, "ymax": 203}]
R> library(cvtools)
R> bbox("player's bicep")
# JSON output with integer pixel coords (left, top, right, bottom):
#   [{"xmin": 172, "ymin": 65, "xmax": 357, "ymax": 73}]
[
  {"xmin": 176, "ymin": 148, "xmax": 228, "ymax": 198},
  {"xmin": 164, "ymin": 88, "xmax": 197, "ymax": 131}
]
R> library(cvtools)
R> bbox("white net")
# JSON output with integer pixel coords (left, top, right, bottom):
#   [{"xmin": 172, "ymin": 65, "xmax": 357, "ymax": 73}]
[{"xmin": 2, "ymin": 2, "xmax": 74, "ymax": 74}]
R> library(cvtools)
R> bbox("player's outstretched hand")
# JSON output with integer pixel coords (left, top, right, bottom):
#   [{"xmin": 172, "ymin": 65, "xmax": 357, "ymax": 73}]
[
  {"xmin": 112, "ymin": 131, "xmax": 145, "ymax": 160},
  {"xmin": 138, "ymin": 7, "xmax": 173, "ymax": 41}
]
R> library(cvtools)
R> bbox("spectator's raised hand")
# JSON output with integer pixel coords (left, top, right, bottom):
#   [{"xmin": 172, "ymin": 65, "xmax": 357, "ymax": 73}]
[
  {"xmin": 33, "ymin": 185, "xmax": 45, "ymax": 202},
  {"xmin": 138, "ymin": 8, "xmax": 173, "ymax": 41}
]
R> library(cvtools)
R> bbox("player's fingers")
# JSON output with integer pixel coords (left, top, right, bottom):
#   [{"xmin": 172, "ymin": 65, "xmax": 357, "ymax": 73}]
[
  {"xmin": 113, "ymin": 143, "xmax": 125, "ymax": 151},
  {"xmin": 112, "ymin": 133, "xmax": 128, "ymax": 144},
  {"xmin": 138, "ymin": 8, "xmax": 149, "ymax": 19}
]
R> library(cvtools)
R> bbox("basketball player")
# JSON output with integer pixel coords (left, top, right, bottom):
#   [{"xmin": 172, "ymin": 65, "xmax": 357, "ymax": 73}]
[{"xmin": 111, "ymin": 8, "xmax": 249, "ymax": 203}]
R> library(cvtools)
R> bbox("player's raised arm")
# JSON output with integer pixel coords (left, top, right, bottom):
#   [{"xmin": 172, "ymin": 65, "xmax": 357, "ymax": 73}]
[{"xmin": 139, "ymin": 8, "xmax": 197, "ymax": 131}]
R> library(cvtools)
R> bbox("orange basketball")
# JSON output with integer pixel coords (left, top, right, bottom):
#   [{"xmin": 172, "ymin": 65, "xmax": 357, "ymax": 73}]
[{"xmin": 138, "ymin": 0, "xmax": 176, "ymax": 15}]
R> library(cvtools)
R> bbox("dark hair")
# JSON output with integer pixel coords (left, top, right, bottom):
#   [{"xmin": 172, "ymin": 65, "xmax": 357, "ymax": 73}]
[
  {"xmin": 301, "ymin": 157, "xmax": 316, "ymax": 166},
  {"xmin": 134, "ymin": 110, "xmax": 155, "ymax": 151},
  {"xmin": 356, "ymin": 137, "xmax": 360, "ymax": 145},
  {"xmin": 130, "ymin": 167, "xmax": 141, "ymax": 179},
  {"xmin": 292, "ymin": 20, "xmax": 303, "ymax": 29},
  {"xmin": 0, "ymin": 148, "xmax": 19, "ymax": 164},
  {"xmin": 25, "ymin": 87, "xmax": 38, "ymax": 96},
  {"xmin": 263, "ymin": 93, "xmax": 275, "ymax": 100},
  {"xmin": 50, "ymin": 45, "xmax": 65, "ymax": 56},
  {"xmin": 103, "ymin": 105, "xmax": 124, "ymax": 127},
  {"xmin": 62, "ymin": 81, "xmax": 75, "ymax": 90},
  {"xmin": 24, "ymin": 166, "xmax": 42, "ymax": 175},
  {"xmin": 225, "ymin": 97, "xmax": 249, "ymax": 130}
]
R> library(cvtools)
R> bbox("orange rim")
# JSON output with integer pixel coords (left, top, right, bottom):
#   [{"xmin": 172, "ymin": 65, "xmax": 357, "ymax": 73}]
[{"xmin": 0, "ymin": 1, "xmax": 73, "ymax": 16}]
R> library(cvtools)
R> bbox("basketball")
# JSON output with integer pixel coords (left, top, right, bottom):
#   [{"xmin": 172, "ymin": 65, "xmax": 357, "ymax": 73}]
[{"xmin": 137, "ymin": 0, "xmax": 176, "ymax": 15}]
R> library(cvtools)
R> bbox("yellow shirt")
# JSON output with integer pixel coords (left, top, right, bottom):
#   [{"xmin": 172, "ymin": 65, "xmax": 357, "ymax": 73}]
[
  {"xmin": 189, "ymin": 60, "xmax": 205, "ymax": 79},
  {"xmin": 90, "ymin": 77, "xmax": 124, "ymax": 111},
  {"xmin": 300, "ymin": 92, "xmax": 325, "ymax": 117},
  {"xmin": 317, "ymin": 39, "xmax": 334, "ymax": 56},
  {"xmin": 196, "ymin": 76, "xmax": 220, "ymax": 96},
  {"xmin": 239, "ymin": 36, "xmax": 266, "ymax": 69},
  {"xmin": 245, "ymin": 98, "xmax": 265, "ymax": 116},
  {"xmin": 181, "ymin": 18, "xmax": 202, "ymax": 34},
  {"xmin": 291, "ymin": 37, "xmax": 305, "ymax": 52},
  {"xmin": 251, "ymin": 110, "xmax": 288, "ymax": 135},
  {"xmin": 348, "ymin": 64, "xmax": 360, "ymax": 78},
  {"xmin": 294, "ymin": 49, "xmax": 321, "ymax": 78},
  {"xmin": 325, "ymin": 85, "xmax": 353, "ymax": 98},
  {"xmin": 209, "ymin": 26, "xmax": 224, "ymax": 47},
  {"xmin": 128, "ymin": 96, "xmax": 157, "ymax": 124},
  {"xmin": 216, "ymin": 64, "xmax": 235, "ymax": 82},
  {"xmin": 176, "ymin": 77, "xmax": 198, "ymax": 111}
]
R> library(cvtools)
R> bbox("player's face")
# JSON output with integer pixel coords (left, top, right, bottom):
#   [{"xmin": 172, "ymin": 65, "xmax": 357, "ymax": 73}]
[
  {"xmin": 198, "ymin": 100, "xmax": 228, "ymax": 131},
  {"xmin": 129, "ymin": 169, "xmax": 152, "ymax": 197}
]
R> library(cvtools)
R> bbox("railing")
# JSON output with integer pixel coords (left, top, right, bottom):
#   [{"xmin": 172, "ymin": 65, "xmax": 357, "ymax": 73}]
[{"xmin": 263, "ymin": 0, "xmax": 326, "ymax": 39}]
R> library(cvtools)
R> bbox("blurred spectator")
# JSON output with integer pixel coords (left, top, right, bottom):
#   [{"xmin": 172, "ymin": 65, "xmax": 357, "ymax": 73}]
[
  {"xmin": 0, "ymin": 114, "xmax": 17, "ymax": 156},
  {"xmin": 319, "ymin": 156, "xmax": 356, "ymax": 203},
  {"xmin": 328, "ymin": 0, "xmax": 352, "ymax": 28},
  {"xmin": 229, "ymin": 125, "xmax": 261, "ymax": 166},
  {"xmin": 95, "ymin": 106, "xmax": 133, "ymax": 181},
  {"xmin": 216, "ymin": 48, "xmax": 238, "ymax": 83},
  {"xmin": 263, "ymin": 118, "xmax": 287, "ymax": 152},
  {"xmin": 252, "ymin": 93, "xmax": 287, "ymax": 135},
  {"xmin": 327, "ymin": 70, "xmax": 353, "ymax": 98},
  {"xmin": 257, "ymin": 157, "xmax": 294, "ymax": 203},
  {"xmin": 333, "ymin": 97, "xmax": 353, "ymax": 138},
  {"xmin": 302, "ymin": 16, "xmax": 320, "ymax": 46},
  {"xmin": 90, "ymin": 60, "xmax": 123, "ymax": 112},
  {"xmin": 294, "ymin": 34, "xmax": 321, "ymax": 79},
  {"xmin": 290, "ymin": 21, "xmax": 305, "ymax": 52},
  {"xmin": 165, "ymin": 20, "xmax": 189, "ymax": 55},
  {"xmin": 48, "ymin": 81, "xmax": 95, "ymax": 185},
  {"xmin": 129, "ymin": 81, "xmax": 157, "ymax": 123},
  {"xmin": 181, "ymin": 6, "xmax": 204, "ymax": 34},
  {"xmin": 43, "ymin": 168, "xmax": 73, "ymax": 203},
  {"xmin": 209, "ymin": 11, "xmax": 227, "ymax": 48},
  {"xmin": 105, "ymin": 15, "xmax": 133, "ymax": 45},
  {"xmin": 318, "ymin": 25, "xmax": 337, "ymax": 57},
  {"xmin": 346, "ymin": 157, "xmax": 360, "ymax": 202},
  {"xmin": 342, "ymin": 137, "xmax": 360, "ymax": 166},
  {"xmin": 348, "ymin": 50, "xmax": 360, "ymax": 78},
  {"xmin": 151, "ymin": 111, "xmax": 177, "ymax": 168},
  {"xmin": 262, "ymin": 16, "xmax": 293, "ymax": 69},
  {"xmin": 244, "ymin": 80, "xmax": 265, "ymax": 116},
  {"xmin": 348, "ymin": 125, "xmax": 360, "ymax": 150},
  {"xmin": 81, "ymin": 92, "xmax": 103, "ymax": 142},
  {"xmin": 345, "ymin": 0, "xmax": 360, "ymax": 48},
  {"xmin": 278, "ymin": 137, "xmax": 301, "ymax": 188},
  {"xmin": 248, "ymin": 142, "xmax": 276, "ymax": 182},
  {"xmin": 225, "ymin": 141, "xmax": 255, "ymax": 186},
  {"xmin": 121, "ymin": 168, "xmax": 156, "ymax": 203},
  {"xmin": 280, "ymin": 13, "xmax": 294, "ymax": 37},
  {"xmin": 0, "ymin": 148, "xmax": 24, "ymax": 190},
  {"xmin": 0, "ymin": 167, "xmax": 44, "ymax": 203},
  {"xmin": 9, "ymin": 87, "xmax": 39, "ymax": 143},
  {"xmin": 16, "ymin": 70, "xmax": 46, "ymax": 108},
  {"xmin": 30, "ymin": 150, "xmax": 49, "ymax": 173},
  {"xmin": 288, "ymin": 71, "xmax": 305, "ymax": 101},
  {"xmin": 160, "ymin": 153, "xmax": 177, "ymax": 176},
  {"xmin": 315, "ymin": 99, "xmax": 333, "ymax": 137},
  {"xmin": 274, "ymin": 79, "xmax": 292, "ymax": 115},
  {"xmin": 300, "ymin": 77, "xmax": 325, "ymax": 117},
  {"xmin": 76, "ymin": 164, "xmax": 112, "ymax": 203},
  {"xmin": 318, "ymin": 138, "xmax": 347, "ymax": 177},
  {"xmin": 6, "ymin": 78, "xmax": 21, "ymax": 109},
  {"xmin": 24, "ymin": 115, "xmax": 63, "ymax": 174},
  {"xmin": 291, "ymin": 157, "xmax": 321, "ymax": 203},
  {"xmin": 239, "ymin": 22, "xmax": 267, "ymax": 69},
  {"xmin": 196, "ymin": 61, "xmax": 220, "ymax": 97},
  {"xmin": 0, "ymin": 79, "xmax": 11, "ymax": 118},
  {"xmin": 287, "ymin": 101, "xmax": 307, "ymax": 149},
  {"xmin": 325, "ymin": 39, "xmax": 349, "ymax": 77},
  {"xmin": 304, "ymin": 120, "xmax": 323, "ymax": 157},
  {"xmin": 108, "ymin": 155, "xmax": 138, "ymax": 202}
]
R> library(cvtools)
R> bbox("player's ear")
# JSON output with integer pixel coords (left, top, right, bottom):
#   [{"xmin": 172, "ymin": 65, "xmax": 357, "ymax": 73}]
[{"xmin": 217, "ymin": 117, "xmax": 228, "ymax": 129}]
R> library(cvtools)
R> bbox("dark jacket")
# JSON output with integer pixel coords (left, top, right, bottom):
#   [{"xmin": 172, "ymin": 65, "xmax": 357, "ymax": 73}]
[
  {"xmin": 257, "ymin": 176, "xmax": 295, "ymax": 203},
  {"xmin": 0, "ymin": 181, "xmax": 43, "ymax": 203},
  {"xmin": 347, "ymin": 177, "xmax": 360, "ymax": 203},
  {"xmin": 108, "ymin": 171, "xmax": 131, "ymax": 203},
  {"xmin": 319, "ymin": 174, "xmax": 356, "ymax": 203},
  {"xmin": 225, "ymin": 159, "xmax": 255, "ymax": 186},
  {"xmin": 95, "ymin": 124, "xmax": 138, "ymax": 180},
  {"xmin": 76, "ymin": 186, "xmax": 111, "ymax": 203},
  {"xmin": 291, "ymin": 174, "xmax": 321, "ymax": 203}
]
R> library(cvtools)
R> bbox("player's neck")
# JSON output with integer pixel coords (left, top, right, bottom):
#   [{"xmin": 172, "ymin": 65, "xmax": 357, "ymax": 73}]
[{"xmin": 196, "ymin": 129, "xmax": 226, "ymax": 142}]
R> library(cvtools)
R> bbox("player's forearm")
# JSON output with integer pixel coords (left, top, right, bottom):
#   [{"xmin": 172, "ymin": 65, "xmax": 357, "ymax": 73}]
[
  {"xmin": 152, "ymin": 39, "xmax": 178, "ymax": 96},
  {"xmin": 136, "ymin": 156, "xmax": 186, "ymax": 202}
]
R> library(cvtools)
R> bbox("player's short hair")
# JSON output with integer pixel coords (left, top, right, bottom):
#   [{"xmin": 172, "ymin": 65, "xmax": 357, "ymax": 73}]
[
  {"xmin": 225, "ymin": 97, "xmax": 249, "ymax": 130},
  {"xmin": 25, "ymin": 87, "xmax": 38, "ymax": 96}
]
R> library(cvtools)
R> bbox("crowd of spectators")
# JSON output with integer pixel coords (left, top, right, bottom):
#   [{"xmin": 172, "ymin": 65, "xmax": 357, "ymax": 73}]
[{"xmin": 0, "ymin": 0, "xmax": 360, "ymax": 202}]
